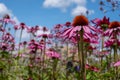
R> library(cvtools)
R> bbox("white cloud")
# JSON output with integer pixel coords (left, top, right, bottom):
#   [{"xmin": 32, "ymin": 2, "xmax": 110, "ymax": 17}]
[
  {"xmin": 0, "ymin": 3, "xmax": 12, "ymax": 16},
  {"xmin": 0, "ymin": 3, "xmax": 20, "ymax": 24},
  {"xmin": 43, "ymin": 0, "xmax": 94, "ymax": 16},
  {"xmin": 43, "ymin": 0, "xmax": 71, "ymax": 11},
  {"xmin": 71, "ymin": 6, "xmax": 87, "ymax": 16},
  {"xmin": 71, "ymin": 6, "xmax": 94, "ymax": 16},
  {"xmin": 43, "ymin": 0, "xmax": 86, "ymax": 11}
]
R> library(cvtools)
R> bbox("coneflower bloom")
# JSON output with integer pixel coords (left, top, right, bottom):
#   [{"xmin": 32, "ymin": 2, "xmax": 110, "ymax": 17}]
[
  {"xmin": 62, "ymin": 15, "xmax": 97, "ymax": 43},
  {"xmin": 91, "ymin": 16, "xmax": 110, "ymax": 34},
  {"xmin": 92, "ymin": 16, "xmax": 109, "ymax": 28},
  {"xmin": 35, "ymin": 25, "xmax": 40, "ymax": 31},
  {"xmin": 27, "ymin": 25, "xmax": 40, "ymax": 33},
  {"xmin": 93, "ymin": 50, "xmax": 110, "ymax": 57},
  {"xmin": 42, "ymin": 26, "xmax": 48, "ymax": 32},
  {"xmin": 65, "ymin": 21, "xmax": 71, "ymax": 27},
  {"xmin": 54, "ymin": 24, "xmax": 63, "ymax": 30},
  {"xmin": 0, "ymin": 42, "xmax": 15, "ymax": 51},
  {"xmin": 46, "ymin": 48, "xmax": 61, "ymax": 59},
  {"xmin": 85, "ymin": 64, "xmax": 100, "ymax": 72},
  {"xmin": 14, "ymin": 25, "xmax": 19, "ymax": 30},
  {"xmin": 2, "ymin": 32, "xmax": 14, "ymax": 43},
  {"xmin": 0, "ymin": 14, "xmax": 16, "ymax": 25},
  {"xmin": 39, "ymin": 39, "xmax": 45, "ymax": 45},
  {"xmin": 37, "ymin": 33, "xmax": 53, "ymax": 39},
  {"xmin": 20, "ymin": 22, "xmax": 27, "ymax": 30},
  {"xmin": 0, "ymin": 43, "xmax": 8, "ymax": 51},
  {"xmin": 114, "ymin": 61, "xmax": 120, "ymax": 67},
  {"xmin": 104, "ymin": 38, "xmax": 120, "ymax": 47},
  {"xmin": 0, "ymin": 27, "xmax": 5, "ymax": 32},
  {"xmin": 28, "ymin": 39, "xmax": 43, "ymax": 54},
  {"xmin": 14, "ymin": 22, "xmax": 27, "ymax": 30},
  {"xmin": 27, "ymin": 27, "xmax": 35, "ymax": 33},
  {"xmin": 104, "ymin": 21, "xmax": 120, "ymax": 38}
]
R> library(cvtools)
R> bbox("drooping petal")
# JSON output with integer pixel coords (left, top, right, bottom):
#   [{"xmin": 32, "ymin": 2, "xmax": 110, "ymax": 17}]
[
  {"xmin": 91, "ymin": 18, "xmax": 101, "ymax": 26},
  {"xmin": 89, "ymin": 26, "xmax": 96, "ymax": 32},
  {"xmin": 114, "ymin": 61, "xmax": 120, "ymax": 67},
  {"xmin": 69, "ymin": 26, "xmax": 81, "ymax": 38},
  {"xmin": 63, "ymin": 28, "xmax": 73, "ymax": 37},
  {"xmin": 84, "ymin": 33, "xmax": 91, "ymax": 40},
  {"xmin": 83, "ymin": 26, "xmax": 91, "ymax": 33}
]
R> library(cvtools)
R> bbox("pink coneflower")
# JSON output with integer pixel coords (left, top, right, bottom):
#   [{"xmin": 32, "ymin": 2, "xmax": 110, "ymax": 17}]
[
  {"xmin": 54, "ymin": 24, "xmax": 63, "ymax": 30},
  {"xmin": 46, "ymin": 48, "xmax": 61, "ymax": 59},
  {"xmin": 104, "ymin": 38, "xmax": 115, "ymax": 47},
  {"xmin": 92, "ymin": 16, "xmax": 110, "ymax": 33},
  {"xmin": 28, "ymin": 39, "xmax": 43, "ymax": 54},
  {"xmin": 35, "ymin": 57, "xmax": 42, "ymax": 62},
  {"xmin": 0, "ymin": 27, "xmax": 5, "ymax": 32},
  {"xmin": 39, "ymin": 39, "xmax": 45, "ymax": 45},
  {"xmin": 62, "ymin": 15, "xmax": 97, "ymax": 43},
  {"xmin": 27, "ymin": 27, "xmax": 34, "ymax": 33},
  {"xmin": 20, "ymin": 22, "xmax": 26, "ymax": 30},
  {"xmin": 18, "ymin": 41, "xmax": 27, "ymax": 47},
  {"xmin": 92, "ymin": 16, "xmax": 109, "ymax": 27},
  {"xmin": 38, "ymin": 34, "xmax": 48, "ymax": 38},
  {"xmin": 47, "ymin": 40, "xmax": 52, "ymax": 44},
  {"xmin": 3, "ymin": 14, "xmax": 10, "ymax": 19},
  {"xmin": 38, "ymin": 33, "xmax": 53, "ymax": 39},
  {"xmin": 114, "ymin": 61, "xmax": 120, "ymax": 67},
  {"xmin": 94, "ymin": 50, "xmax": 110, "ymax": 57},
  {"xmin": 35, "ymin": 25, "xmax": 40, "ymax": 31},
  {"xmin": 0, "ymin": 14, "xmax": 16, "ymax": 25},
  {"xmin": 42, "ymin": 26, "xmax": 48, "ymax": 32},
  {"xmin": 0, "ymin": 43, "xmax": 8, "ymax": 51},
  {"xmin": 14, "ymin": 25, "xmax": 19, "ymax": 30},
  {"xmin": 87, "ymin": 45, "xmax": 96, "ymax": 50},
  {"xmin": 65, "ymin": 21, "xmax": 71, "ymax": 27},
  {"xmin": 27, "ymin": 25, "xmax": 40, "ymax": 33},
  {"xmin": 85, "ymin": 64, "xmax": 100, "ymax": 72},
  {"xmin": 104, "ymin": 21, "xmax": 120, "ymax": 37},
  {"xmin": 23, "ymin": 41, "xmax": 27, "ymax": 45},
  {"xmin": 2, "ymin": 32, "xmax": 14, "ymax": 43},
  {"xmin": 90, "ymin": 66, "xmax": 100, "ymax": 72}
]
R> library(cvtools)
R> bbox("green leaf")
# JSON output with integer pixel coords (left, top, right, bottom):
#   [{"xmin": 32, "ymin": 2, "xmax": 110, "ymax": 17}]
[{"xmin": 86, "ymin": 73, "xmax": 91, "ymax": 80}]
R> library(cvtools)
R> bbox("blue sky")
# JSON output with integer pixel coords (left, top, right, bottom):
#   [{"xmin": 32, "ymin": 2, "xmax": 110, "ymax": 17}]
[{"xmin": 0, "ymin": 0, "xmax": 119, "ymax": 29}]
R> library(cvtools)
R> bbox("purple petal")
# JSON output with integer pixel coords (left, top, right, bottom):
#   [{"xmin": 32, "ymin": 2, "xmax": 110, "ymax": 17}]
[
  {"xmin": 83, "ymin": 26, "xmax": 91, "ymax": 33},
  {"xmin": 69, "ymin": 26, "xmax": 81, "ymax": 38}
]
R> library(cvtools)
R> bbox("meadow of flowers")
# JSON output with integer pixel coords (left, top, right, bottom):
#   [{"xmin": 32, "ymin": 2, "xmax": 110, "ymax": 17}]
[{"xmin": 0, "ymin": 14, "xmax": 120, "ymax": 80}]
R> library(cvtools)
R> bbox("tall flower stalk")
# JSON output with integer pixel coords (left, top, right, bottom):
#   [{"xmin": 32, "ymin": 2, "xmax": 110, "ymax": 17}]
[
  {"xmin": 92, "ymin": 16, "xmax": 110, "ymax": 69},
  {"xmin": 62, "ymin": 15, "xmax": 97, "ymax": 79},
  {"xmin": 18, "ymin": 23, "xmax": 26, "ymax": 53},
  {"xmin": 79, "ymin": 29, "xmax": 85, "ymax": 79}
]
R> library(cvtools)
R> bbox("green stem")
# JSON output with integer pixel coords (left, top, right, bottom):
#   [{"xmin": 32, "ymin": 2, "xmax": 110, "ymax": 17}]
[
  {"xmin": 79, "ymin": 29, "xmax": 85, "ymax": 80},
  {"xmin": 41, "ymin": 38, "xmax": 46, "ymax": 80},
  {"xmin": 101, "ymin": 35, "xmax": 104, "ymax": 68},
  {"xmin": 66, "ymin": 42, "xmax": 69, "ymax": 60},
  {"xmin": 52, "ymin": 59, "xmax": 58, "ymax": 80},
  {"xmin": 18, "ymin": 29, "xmax": 23, "ymax": 54},
  {"xmin": 77, "ymin": 31, "xmax": 81, "ymax": 79}
]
